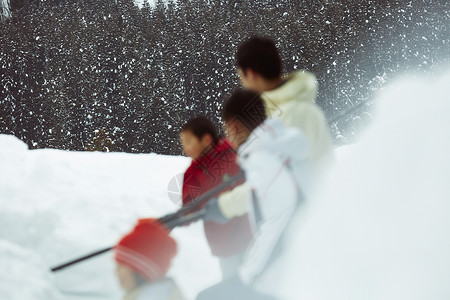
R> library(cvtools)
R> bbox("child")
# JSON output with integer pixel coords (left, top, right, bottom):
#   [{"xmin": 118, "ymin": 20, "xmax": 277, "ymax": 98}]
[
  {"xmin": 180, "ymin": 116, "xmax": 253, "ymax": 278},
  {"xmin": 198, "ymin": 89, "xmax": 313, "ymax": 300},
  {"xmin": 236, "ymin": 36, "xmax": 334, "ymax": 171},
  {"xmin": 115, "ymin": 219, "xmax": 185, "ymax": 300}
]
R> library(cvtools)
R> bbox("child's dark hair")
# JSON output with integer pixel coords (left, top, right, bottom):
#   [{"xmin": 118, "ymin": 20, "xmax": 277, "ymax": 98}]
[
  {"xmin": 222, "ymin": 89, "xmax": 266, "ymax": 132},
  {"xmin": 181, "ymin": 116, "xmax": 219, "ymax": 144},
  {"xmin": 236, "ymin": 36, "xmax": 282, "ymax": 80}
]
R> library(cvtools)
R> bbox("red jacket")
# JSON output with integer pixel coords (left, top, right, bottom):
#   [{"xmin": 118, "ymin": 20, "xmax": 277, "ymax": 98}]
[{"xmin": 182, "ymin": 139, "xmax": 253, "ymax": 257}]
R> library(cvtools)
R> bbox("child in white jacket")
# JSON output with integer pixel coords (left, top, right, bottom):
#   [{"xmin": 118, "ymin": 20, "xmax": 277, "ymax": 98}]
[{"xmin": 197, "ymin": 89, "xmax": 313, "ymax": 300}]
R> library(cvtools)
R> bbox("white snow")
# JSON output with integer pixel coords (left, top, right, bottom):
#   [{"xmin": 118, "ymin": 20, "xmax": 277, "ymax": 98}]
[
  {"xmin": 0, "ymin": 140, "xmax": 220, "ymax": 300},
  {"xmin": 279, "ymin": 70, "xmax": 450, "ymax": 299},
  {"xmin": 134, "ymin": 0, "xmax": 163, "ymax": 8},
  {"xmin": 0, "ymin": 240, "xmax": 61, "ymax": 300}
]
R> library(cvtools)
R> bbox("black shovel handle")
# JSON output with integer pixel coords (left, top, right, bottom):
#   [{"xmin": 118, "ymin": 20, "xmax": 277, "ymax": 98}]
[
  {"xmin": 50, "ymin": 171, "xmax": 244, "ymax": 272},
  {"xmin": 51, "ymin": 246, "xmax": 114, "ymax": 272},
  {"xmin": 50, "ymin": 209, "xmax": 207, "ymax": 272}
]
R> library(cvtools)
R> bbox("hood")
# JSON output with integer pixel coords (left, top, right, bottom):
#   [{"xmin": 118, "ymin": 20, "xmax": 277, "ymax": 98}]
[
  {"xmin": 238, "ymin": 119, "xmax": 309, "ymax": 165},
  {"xmin": 261, "ymin": 70, "xmax": 318, "ymax": 109}
]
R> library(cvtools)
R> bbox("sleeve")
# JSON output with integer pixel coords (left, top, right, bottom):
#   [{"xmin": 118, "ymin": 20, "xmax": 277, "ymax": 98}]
[
  {"xmin": 217, "ymin": 182, "xmax": 251, "ymax": 219},
  {"xmin": 182, "ymin": 166, "xmax": 202, "ymax": 206}
]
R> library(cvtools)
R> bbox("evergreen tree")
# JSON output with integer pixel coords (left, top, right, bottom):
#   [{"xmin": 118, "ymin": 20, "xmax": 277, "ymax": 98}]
[{"xmin": 0, "ymin": 0, "xmax": 449, "ymax": 153}]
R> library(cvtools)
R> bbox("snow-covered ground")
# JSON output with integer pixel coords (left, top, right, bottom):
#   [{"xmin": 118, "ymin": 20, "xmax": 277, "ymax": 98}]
[
  {"xmin": 1, "ymin": 71, "xmax": 450, "ymax": 300},
  {"xmin": 280, "ymin": 70, "xmax": 450, "ymax": 299},
  {"xmin": 0, "ymin": 136, "xmax": 220, "ymax": 300}
]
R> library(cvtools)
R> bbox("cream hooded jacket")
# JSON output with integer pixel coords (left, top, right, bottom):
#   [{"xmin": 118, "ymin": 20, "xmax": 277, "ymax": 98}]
[{"xmin": 261, "ymin": 70, "xmax": 333, "ymax": 170}]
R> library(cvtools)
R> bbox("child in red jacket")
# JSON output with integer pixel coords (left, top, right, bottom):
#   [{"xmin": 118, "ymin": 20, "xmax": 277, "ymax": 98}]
[{"xmin": 180, "ymin": 116, "xmax": 253, "ymax": 278}]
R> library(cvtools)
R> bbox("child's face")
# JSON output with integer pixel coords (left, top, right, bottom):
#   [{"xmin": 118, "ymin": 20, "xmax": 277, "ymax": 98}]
[
  {"xmin": 237, "ymin": 67, "xmax": 252, "ymax": 90},
  {"xmin": 238, "ymin": 67, "xmax": 260, "ymax": 92},
  {"xmin": 224, "ymin": 120, "xmax": 248, "ymax": 149},
  {"xmin": 180, "ymin": 130, "xmax": 213, "ymax": 160},
  {"xmin": 116, "ymin": 263, "xmax": 137, "ymax": 291}
]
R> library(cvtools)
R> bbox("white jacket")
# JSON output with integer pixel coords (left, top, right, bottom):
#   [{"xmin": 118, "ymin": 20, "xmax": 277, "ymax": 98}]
[
  {"xmin": 235, "ymin": 119, "xmax": 313, "ymax": 296},
  {"xmin": 261, "ymin": 70, "xmax": 334, "ymax": 171}
]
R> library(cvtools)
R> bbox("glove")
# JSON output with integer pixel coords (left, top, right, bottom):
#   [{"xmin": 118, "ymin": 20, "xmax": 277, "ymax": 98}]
[{"xmin": 203, "ymin": 198, "xmax": 229, "ymax": 224}]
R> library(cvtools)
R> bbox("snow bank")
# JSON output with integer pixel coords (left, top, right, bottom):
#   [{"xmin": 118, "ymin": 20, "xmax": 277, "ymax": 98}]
[
  {"xmin": 0, "ymin": 140, "xmax": 220, "ymax": 300},
  {"xmin": 0, "ymin": 135, "xmax": 30, "ymax": 191},
  {"xmin": 280, "ymin": 71, "xmax": 450, "ymax": 299},
  {"xmin": 0, "ymin": 240, "xmax": 60, "ymax": 300},
  {"xmin": 0, "ymin": 134, "xmax": 28, "ymax": 153}
]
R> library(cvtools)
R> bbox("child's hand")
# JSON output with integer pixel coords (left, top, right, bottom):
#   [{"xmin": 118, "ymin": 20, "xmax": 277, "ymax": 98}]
[{"xmin": 203, "ymin": 198, "xmax": 229, "ymax": 224}]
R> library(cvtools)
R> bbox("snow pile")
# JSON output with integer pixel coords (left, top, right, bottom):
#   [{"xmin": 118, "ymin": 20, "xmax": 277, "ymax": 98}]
[
  {"xmin": 0, "ymin": 135, "xmax": 30, "ymax": 191},
  {"xmin": 0, "ymin": 133, "xmax": 28, "ymax": 154},
  {"xmin": 0, "ymin": 240, "xmax": 60, "ymax": 300},
  {"xmin": 0, "ymin": 140, "xmax": 220, "ymax": 300},
  {"xmin": 280, "ymin": 71, "xmax": 450, "ymax": 299}
]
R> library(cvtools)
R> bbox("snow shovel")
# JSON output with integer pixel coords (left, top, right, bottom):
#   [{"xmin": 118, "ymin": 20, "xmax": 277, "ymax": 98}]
[
  {"xmin": 50, "ymin": 209, "xmax": 206, "ymax": 272},
  {"xmin": 50, "ymin": 171, "xmax": 244, "ymax": 272}
]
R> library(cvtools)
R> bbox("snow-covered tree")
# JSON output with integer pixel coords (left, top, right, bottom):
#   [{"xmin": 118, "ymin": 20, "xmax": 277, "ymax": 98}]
[
  {"xmin": 1, "ymin": 0, "xmax": 10, "ymax": 22},
  {"xmin": 0, "ymin": 0, "xmax": 449, "ymax": 153}
]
